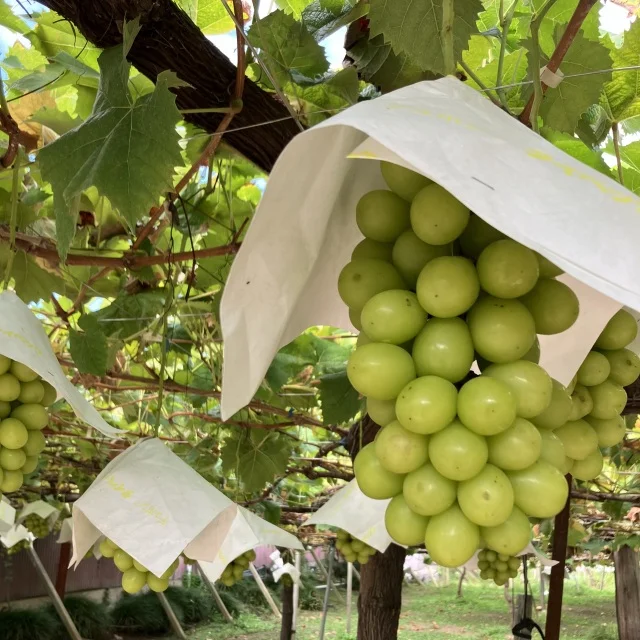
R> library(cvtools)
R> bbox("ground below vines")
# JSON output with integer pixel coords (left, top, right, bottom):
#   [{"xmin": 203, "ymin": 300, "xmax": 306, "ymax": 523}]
[{"xmin": 178, "ymin": 582, "xmax": 617, "ymax": 640}]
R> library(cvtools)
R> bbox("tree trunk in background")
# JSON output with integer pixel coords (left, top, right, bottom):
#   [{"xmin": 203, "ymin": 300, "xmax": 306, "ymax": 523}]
[
  {"xmin": 357, "ymin": 543, "xmax": 406, "ymax": 640},
  {"xmin": 614, "ymin": 545, "xmax": 640, "ymax": 640},
  {"xmin": 280, "ymin": 577, "xmax": 294, "ymax": 640},
  {"xmin": 457, "ymin": 568, "xmax": 466, "ymax": 598},
  {"xmin": 347, "ymin": 417, "xmax": 406, "ymax": 640}
]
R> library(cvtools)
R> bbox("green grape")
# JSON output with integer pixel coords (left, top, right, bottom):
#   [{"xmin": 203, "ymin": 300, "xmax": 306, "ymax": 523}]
[
  {"xmin": 410, "ymin": 184, "xmax": 470, "ymax": 245},
  {"xmin": 0, "ymin": 374, "xmax": 21, "ymax": 402},
  {"xmin": 458, "ymin": 215, "xmax": 506, "ymax": 260},
  {"xmin": 352, "ymin": 238, "xmax": 394, "ymax": 262},
  {"xmin": 10, "ymin": 362, "xmax": 38, "ymax": 382},
  {"xmin": 18, "ymin": 380, "xmax": 45, "ymax": 404},
  {"xmin": 40, "ymin": 382, "xmax": 57, "ymax": 407},
  {"xmin": 147, "ymin": 574, "xmax": 170, "ymax": 592},
  {"xmin": 532, "ymin": 380, "xmax": 572, "ymax": 430},
  {"xmin": 11, "ymin": 404, "xmax": 48, "ymax": 430},
  {"xmin": 487, "ymin": 417, "xmax": 542, "ymax": 471},
  {"xmin": 428, "ymin": 420, "xmax": 488, "ymax": 481},
  {"xmin": 569, "ymin": 384, "xmax": 593, "ymax": 421},
  {"xmin": 392, "ymin": 231, "xmax": 451, "ymax": 287},
  {"xmin": 366, "ymin": 397, "xmax": 397, "ymax": 427},
  {"xmin": 595, "ymin": 310, "xmax": 638, "ymax": 350},
  {"xmin": 375, "ymin": 421, "xmax": 429, "ymax": 474},
  {"xmin": 338, "ymin": 259, "xmax": 405, "ymax": 312},
  {"xmin": 577, "ymin": 351, "xmax": 611, "ymax": 387},
  {"xmin": 535, "ymin": 253, "xmax": 563, "ymax": 278},
  {"xmin": 521, "ymin": 279, "xmax": 579, "ymax": 335},
  {"xmin": 354, "ymin": 443, "xmax": 405, "ymax": 499},
  {"xmin": 603, "ymin": 349, "xmax": 640, "ymax": 387},
  {"xmin": 395, "ymin": 376, "xmax": 457, "ymax": 435},
  {"xmin": 0, "ymin": 418, "xmax": 28, "ymax": 450},
  {"xmin": 114, "ymin": 549, "xmax": 134, "ymax": 572},
  {"xmin": 361, "ymin": 290, "xmax": 427, "ymax": 344},
  {"xmin": 380, "ymin": 161, "xmax": 432, "ymax": 201},
  {"xmin": 356, "ymin": 190, "xmax": 410, "ymax": 242},
  {"xmin": 588, "ymin": 379, "xmax": 627, "ymax": 419},
  {"xmin": 457, "ymin": 376, "xmax": 517, "ymax": 436}
]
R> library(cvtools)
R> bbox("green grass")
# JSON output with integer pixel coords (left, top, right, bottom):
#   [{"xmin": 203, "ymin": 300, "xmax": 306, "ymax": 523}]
[{"xmin": 181, "ymin": 578, "xmax": 617, "ymax": 640}]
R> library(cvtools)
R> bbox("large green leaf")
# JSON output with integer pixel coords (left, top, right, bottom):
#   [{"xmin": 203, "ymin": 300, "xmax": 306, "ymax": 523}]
[
  {"xmin": 0, "ymin": 0, "xmax": 28, "ymax": 34},
  {"xmin": 69, "ymin": 314, "xmax": 108, "ymax": 376},
  {"xmin": 248, "ymin": 9, "xmax": 329, "ymax": 81},
  {"xmin": 604, "ymin": 138, "xmax": 640, "ymax": 194},
  {"xmin": 38, "ymin": 46, "xmax": 184, "ymax": 258},
  {"xmin": 92, "ymin": 290, "xmax": 167, "ymax": 338},
  {"xmin": 602, "ymin": 20, "xmax": 640, "ymax": 122},
  {"xmin": 28, "ymin": 11, "xmax": 101, "ymax": 69},
  {"xmin": 221, "ymin": 430, "xmax": 293, "ymax": 492},
  {"xmin": 348, "ymin": 34, "xmax": 437, "ymax": 93},
  {"xmin": 277, "ymin": 0, "xmax": 315, "ymax": 19},
  {"xmin": 176, "ymin": 0, "xmax": 243, "ymax": 35},
  {"xmin": 303, "ymin": 0, "xmax": 366, "ymax": 41},
  {"xmin": 535, "ymin": 27, "xmax": 611, "ymax": 134},
  {"xmin": 318, "ymin": 371, "xmax": 361, "ymax": 425},
  {"xmin": 368, "ymin": 0, "xmax": 483, "ymax": 75},
  {"xmin": 287, "ymin": 68, "xmax": 359, "ymax": 124}
]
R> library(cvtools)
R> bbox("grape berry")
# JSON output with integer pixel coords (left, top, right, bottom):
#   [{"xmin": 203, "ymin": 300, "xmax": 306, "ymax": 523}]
[
  {"xmin": 219, "ymin": 549, "xmax": 256, "ymax": 587},
  {"xmin": 477, "ymin": 548, "xmax": 521, "ymax": 586},
  {"xmin": 23, "ymin": 513, "xmax": 50, "ymax": 539},
  {"xmin": 335, "ymin": 529, "xmax": 376, "ymax": 564}
]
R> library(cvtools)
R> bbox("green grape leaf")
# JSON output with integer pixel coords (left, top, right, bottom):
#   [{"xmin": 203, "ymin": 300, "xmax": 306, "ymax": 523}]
[
  {"xmin": 368, "ymin": 0, "xmax": 483, "ymax": 75},
  {"xmin": 0, "ymin": 248, "xmax": 72, "ymax": 303},
  {"xmin": 303, "ymin": 0, "xmax": 366, "ymax": 41},
  {"xmin": 287, "ymin": 67, "xmax": 359, "ymax": 124},
  {"xmin": 38, "ymin": 46, "xmax": 183, "ymax": 258},
  {"xmin": 75, "ymin": 439, "xmax": 99, "ymax": 460},
  {"xmin": 221, "ymin": 430, "xmax": 293, "ymax": 492},
  {"xmin": 0, "ymin": 0, "xmax": 28, "ymax": 33},
  {"xmin": 318, "ymin": 371, "xmax": 362, "ymax": 425},
  {"xmin": 576, "ymin": 104, "xmax": 612, "ymax": 149},
  {"xmin": 604, "ymin": 138, "xmax": 640, "ymax": 194},
  {"xmin": 28, "ymin": 11, "xmax": 100, "ymax": 68},
  {"xmin": 348, "ymin": 34, "xmax": 437, "ymax": 93},
  {"xmin": 248, "ymin": 9, "xmax": 329, "ymax": 81},
  {"xmin": 277, "ymin": 0, "xmax": 315, "ymax": 19},
  {"xmin": 261, "ymin": 500, "xmax": 283, "ymax": 525},
  {"xmin": 92, "ymin": 290, "xmax": 167, "ymax": 338},
  {"xmin": 542, "ymin": 129, "xmax": 610, "ymax": 175},
  {"xmin": 69, "ymin": 314, "xmax": 108, "ymax": 376},
  {"xmin": 602, "ymin": 20, "xmax": 640, "ymax": 122},
  {"xmin": 535, "ymin": 27, "xmax": 611, "ymax": 134},
  {"xmin": 176, "ymin": 0, "xmax": 244, "ymax": 35}
]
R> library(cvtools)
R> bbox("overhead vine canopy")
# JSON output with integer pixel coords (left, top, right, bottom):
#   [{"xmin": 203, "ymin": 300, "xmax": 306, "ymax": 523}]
[{"xmin": 0, "ymin": 0, "xmax": 638, "ymax": 550}]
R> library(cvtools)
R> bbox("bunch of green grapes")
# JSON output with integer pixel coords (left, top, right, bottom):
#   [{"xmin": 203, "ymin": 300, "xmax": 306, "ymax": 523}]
[
  {"xmin": 477, "ymin": 549, "xmax": 521, "ymax": 586},
  {"xmin": 0, "ymin": 357, "xmax": 54, "ymax": 495},
  {"xmin": 553, "ymin": 310, "xmax": 639, "ymax": 481},
  {"xmin": 342, "ymin": 161, "xmax": 595, "ymax": 568},
  {"xmin": 219, "ymin": 549, "xmax": 256, "ymax": 587},
  {"xmin": 335, "ymin": 529, "xmax": 376, "ymax": 565},
  {"xmin": 6, "ymin": 539, "xmax": 30, "ymax": 555},
  {"xmin": 98, "ymin": 538, "xmax": 178, "ymax": 594},
  {"xmin": 22, "ymin": 513, "xmax": 50, "ymax": 539}
]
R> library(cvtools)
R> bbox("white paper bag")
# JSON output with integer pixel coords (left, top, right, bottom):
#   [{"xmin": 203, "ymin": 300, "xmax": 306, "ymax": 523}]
[
  {"xmin": 220, "ymin": 77, "xmax": 640, "ymax": 419},
  {"xmin": 0, "ymin": 291, "xmax": 120, "ymax": 436},
  {"xmin": 18, "ymin": 499, "xmax": 59, "ymax": 525},
  {"xmin": 0, "ymin": 496, "xmax": 16, "ymax": 534},
  {"xmin": 0, "ymin": 523, "xmax": 31, "ymax": 548},
  {"xmin": 305, "ymin": 480, "xmax": 393, "ymax": 553},
  {"xmin": 71, "ymin": 438, "xmax": 238, "ymax": 577},
  {"xmin": 198, "ymin": 505, "xmax": 303, "ymax": 583}
]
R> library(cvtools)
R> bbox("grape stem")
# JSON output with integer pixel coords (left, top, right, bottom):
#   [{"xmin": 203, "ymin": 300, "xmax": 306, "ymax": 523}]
[
  {"xmin": 442, "ymin": 0, "xmax": 456, "ymax": 76},
  {"xmin": 612, "ymin": 122, "xmax": 624, "ymax": 186}
]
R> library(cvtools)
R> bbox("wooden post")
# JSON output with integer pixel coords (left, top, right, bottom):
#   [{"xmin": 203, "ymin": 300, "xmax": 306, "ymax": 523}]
[
  {"xmin": 539, "ymin": 568, "xmax": 546, "ymax": 609},
  {"xmin": 27, "ymin": 544, "xmax": 83, "ymax": 640},
  {"xmin": 195, "ymin": 562, "xmax": 233, "ymax": 623},
  {"xmin": 614, "ymin": 545, "xmax": 640, "ymax": 640},
  {"xmin": 512, "ymin": 594, "xmax": 533, "ymax": 639},
  {"xmin": 346, "ymin": 562, "xmax": 353, "ymax": 636},
  {"xmin": 318, "ymin": 545, "xmax": 335, "ymax": 640},
  {"xmin": 292, "ymin": 551, "xmax": 301, "ymax": 637},
  {"xmin": 55, "ymin": 541, "xmax": 71, "ymax": 598},
  {"xmin": 308, "ymin": 546, "xmax": 345, "ymax": 602},
  {"xmin": 249, "ymin": 562, "xmax": 281, "ymax": 618},
  {"xmin": 544, "ymin": 474, "xmax": 571, "ymax": 640},
  {"xmin": 157, "ymin": 592, "xmax": 187, "ymax": 640}
]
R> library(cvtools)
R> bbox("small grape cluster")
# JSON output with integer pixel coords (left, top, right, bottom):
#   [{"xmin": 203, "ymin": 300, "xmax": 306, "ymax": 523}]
[
  {"xmin": 0, "ymin": 356, "xmax": 55, "ymax": 495},
  {"xmin": 477, "ymin": 548, "xmax": 521, "ymax": 586},
  {"xmin": 6, "ymin": 539, "xmax": 30, "ymax": 555},
  {"xmin": 99, "ymin": 538, "xmax": 177, "ymax": 594},
  {"xmin": 22, "ymin": 513, "xmax": 49, "ymax": 539},
  {"xmin": 335, "ymin": 529, "xmax": 376, "ymax": 565},
  {"xmin": 219, "ymin": 549, "xmax": 256, "ymax": 587},
  {"xmin": 557, "ymin": 312, "xmax": 639, "ymax": 481}
]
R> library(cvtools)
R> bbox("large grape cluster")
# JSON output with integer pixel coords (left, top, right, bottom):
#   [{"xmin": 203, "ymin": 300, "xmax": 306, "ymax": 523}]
[
  {"xmin": 219, "ymin": 549, "xmax": 256, "ymax": 586},
  {"xmin": 0, "ymin": 357, "xmax": 54, "ymax": 494},
  {"xmin": 343, "ymin": 161, "xmax": 637, "ymax": 569},
  {"xmin": 477, "ymin": 549, "xmax": 521, "ymax": 586},
  {"xmin": 22, "ymin": 513, "xmax": 50, "ymax": 539},
  {"xmin": 98, "ymin": 537, "xmax": 177, "ymax": 594},
  {"xmin": 335, "ymin": 529, "xmax": 376, "ymax": 565}
]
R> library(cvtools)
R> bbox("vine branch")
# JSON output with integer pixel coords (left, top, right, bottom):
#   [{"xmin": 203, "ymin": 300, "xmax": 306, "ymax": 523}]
[{"xmin": 519, "ymin": 0, "xmax": 598, "ymax": 127}]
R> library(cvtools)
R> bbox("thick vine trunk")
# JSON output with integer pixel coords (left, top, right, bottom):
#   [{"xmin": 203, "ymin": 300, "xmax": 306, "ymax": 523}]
[
  {"xmin": 37, "ymin": 0, "xmax": 301, "ymax": 172},
  {"xmin": 280, "ymin": 578, "xmax": 294, "ymax": 640},
  {"xmin": 614, "ymin": 545, "xmax": 640, "ymax": 640},
  {"xmin": 357, "ymin": 543, "xmax": 406, "ymax": 640},
  {"xmin": 347, "ymin": 417, "xmax": 405, "ymax": 640}
]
